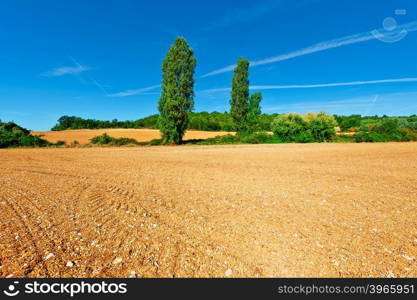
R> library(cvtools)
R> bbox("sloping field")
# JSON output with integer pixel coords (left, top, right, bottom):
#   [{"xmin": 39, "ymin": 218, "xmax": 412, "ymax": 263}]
[
  {"xmin": 0, "ymin": 143, "xmax": 416, "ymax": 278},
  {"xmin": 31, "ymin": 129, "xmax": 234, "ymax": 145}
]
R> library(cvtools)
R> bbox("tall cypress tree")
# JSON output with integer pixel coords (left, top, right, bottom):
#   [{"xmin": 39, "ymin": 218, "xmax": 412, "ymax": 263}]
[
  {"xmin": 230, "ymin": 57, "xmax": 250, "ymax": 132},
  {"xmin": 158, "ymin": 37, "xmax": 196, "ymax": 144}
]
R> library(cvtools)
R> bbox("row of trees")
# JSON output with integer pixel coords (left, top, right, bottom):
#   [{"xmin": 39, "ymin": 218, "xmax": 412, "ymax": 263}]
[
  {"xmin": 335, "ymin": 114, "xmax": 417, "ymax": 132},
  {"xmin": 51, "ymin": 115, "xmax": 160, "ymax": 131},
  {"xmin": 51, "ymin": 112, "xmax": 278, "ymax": 132}
]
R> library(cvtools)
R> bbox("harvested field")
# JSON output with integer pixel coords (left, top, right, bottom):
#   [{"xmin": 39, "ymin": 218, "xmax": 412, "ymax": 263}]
[
  {"xmin": 31, "ymin": 129, "xmax": 234, "ymax": 145},
  {"xmin": 0, "ymin": 143, "xmax": 416, "ymax": 278}
]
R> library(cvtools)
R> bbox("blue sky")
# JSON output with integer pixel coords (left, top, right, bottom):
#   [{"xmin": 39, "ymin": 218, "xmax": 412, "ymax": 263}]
[{"xmin": 1, "ymin": 0, "xmax": 417, "ymax": 130}]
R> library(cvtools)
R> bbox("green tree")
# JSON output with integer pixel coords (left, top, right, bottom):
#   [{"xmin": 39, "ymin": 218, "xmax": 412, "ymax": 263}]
[
  {"xmin": 230, "ymin": 57, "xmax": 250, "ymax": 132},
  {"xmin": 247, "ymin": 92, "xmax": 262, "ymax": 133},
  {"xmin": 158, "ymin": 37, "xmax": 196, "ymax": 144}
]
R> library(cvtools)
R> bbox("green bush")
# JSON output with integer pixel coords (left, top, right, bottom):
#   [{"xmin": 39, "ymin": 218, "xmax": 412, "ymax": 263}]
[
  {"xmin": 111, "ymin": 137, "xmax": 139, "ymax": 146},
  {"xmin": 373, "ymin": 118, "xmax": 399, "ymax": 134},
  {"xmin": 355, "ymin": 118, "xmax": 417, "ymax": 142},
  {"xmin": 149, "ymin": 139, "xmax": 163, "ymax": 146},
  {"xmin": 304, "ymin": 112, "xmax": 337, "ymax": 142},
  {"xmin": 201, "ymin": 134, "xmax": 240, "ymax": 145},
  {"xmin": 90, "ymin": 133, "xmax": 113, "ymax": 145},
  {"xmin": 239, "ymin": 132, "xmax": 272, "ymax": 144},
  {"xmin": 271, "ymin": 112, "xmax": 336, "ymax": 143},
  {"xmin": 271, "ymin": 113, "xmax": 309, "ymax": 142},
  {"xmin": 90, "ymin": 133, "xmax": 140, "ymax": 146}
]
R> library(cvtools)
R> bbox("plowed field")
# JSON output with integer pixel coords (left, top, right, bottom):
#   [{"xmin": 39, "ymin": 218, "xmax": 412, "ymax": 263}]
[{"xmin": 0, "ymin": 143, "xmax": 416, "ymax": 278}]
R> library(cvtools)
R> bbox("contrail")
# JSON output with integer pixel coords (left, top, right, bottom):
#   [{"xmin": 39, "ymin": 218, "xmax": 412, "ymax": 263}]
[
  {"xmin": 108, "ymin": 85, "xmax": 161, "ymax": 97},
  {"xmin": 250, "ymin": 78, "xmax": 417, "ymax": 90},
  {"xmin": 69, "ymin": 56, "xmax": 110, "ymax": 95},
  {"xmin": 198, "ymin": 77, "xmax": 417, "ymax": 93},
  {"xmin": 202, "ymin": 21, "xmax": 417, "ymax": 77}
]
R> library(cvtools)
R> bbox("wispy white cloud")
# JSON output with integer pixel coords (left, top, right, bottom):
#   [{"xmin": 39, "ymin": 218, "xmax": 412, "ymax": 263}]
[
  {"xmin": 198, "ymin": 77, "xmax": 417, "ymax": 94},
  {"xmin": 202, "ymin": 20, "xmax": 417, "ymax": 77},
  {"xmin": 70, "ymin": 56, "xmax": 110, "ymax": 95},
  {"xmin": 108, "ymin": 85, "xmax": 161, "ymax": 97},
  {"xmin": 90, "ymin": 78, "xmax": 110, "ymax": 95},
  {"xmin": 250, "ymin": 77, "xmax": 417, "ymax": 90},
  {"xmin": 262, "ymin": 91, "xmax": 417, "ymax": 115},
  {"xmin": 42, "ymin": 65, "xmax": 91, "ymax": 77},
  {"xmin": 42, "ymin": 57, "xmax": 112, "ymax": 96}
]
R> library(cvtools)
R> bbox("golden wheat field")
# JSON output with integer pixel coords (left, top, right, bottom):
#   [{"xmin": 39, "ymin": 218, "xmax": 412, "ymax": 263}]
[
  {"xmin": 31, "ymin": 129, "xmax": 234, "ymax": 145},
  {"xmin": 0, "ymin": 142, "xmax": 416, "ymax": 278}
]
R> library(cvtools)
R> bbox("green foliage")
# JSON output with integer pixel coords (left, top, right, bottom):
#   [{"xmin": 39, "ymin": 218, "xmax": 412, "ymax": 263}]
[
  {"xmin": 51, "ymin": 114, "xmax": 160, "ymax": 131},
  {"xmin": 334, "ymin": 114, "xmax": 361, "ymax": 131},
  {"xmin": 355, "ymin": 118, "xmax": 417, "ymax": 142},
  {"xmin": 373, "ymin": 118, "xmax": 399, "ymax": 134},
  {"xmin": 304, "ymin": 112, "xmax": 337, "ymax": 142},
  {"xmin": 90, "ymin": 133, "xmax": 113, "ymax": 144},
  {"xmin": 230, "ymin": 57, "xmax": 250, "ymax": 132},
  {"xmin": 271, "ymin": 112, "xmax": 337, "ymax": 143},
  {"xmin": 197, "ymin": 134, "xmax": 240, "ymax": 145},
  {"xmin": 247, "ymin": 92, "xmax": 262, "ymax": 133},
  {"xmin": 194, "ymin": 132, "xmax": 280, "ymax": 145},
  {"xmin": 51, "ymin": 112, "xmax": 277, "ymax": 132},
  {"xmin": 239, "ymin": 132, "xmax": 273, "ymax": 144},
  {"xmin": 90, "ymin": 133, "xmax": 140, "ymax": 146},
  {"xmin": 271, "ymin": 113, "xmax": 311, "ymax": 142},
  {"xmin": 0, "ymin": 121, "xmax": 50, "ymax": 148},
  {"xmin": 158, "ymin": 37, "xmax": 196, "ymax": 144},
  {"xmin": 188, "ymin": 111, "xmax": 234, "ymax": 131},
  {"xmin": 335, "ymin": 114, "xmax": 417, "ymax": 136},
  {"xmin": 149, "ymin": 139, "xmax": 163, "ymax": 146}
]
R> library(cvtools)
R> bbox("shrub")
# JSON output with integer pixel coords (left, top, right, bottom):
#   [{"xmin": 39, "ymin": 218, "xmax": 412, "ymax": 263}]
[
  {"xmin": 373, "ymin": 118, "xmax": 399, "ymax": 134},
  {"xmin": 90, "ymin": 133, "xmax": 140, "ymax": 146},
  {"xmin": 271, "ymin": 112, "xmax": 336, "ymax": 143},
  {"xmin": 355, "ymin": 118, "xmax": 417, "ymax": 142},
  {"xmin": 90, "ymin": 133, "xmax": 113, "ymax": 145},
  {"xmin": 271, "ymin": 113, "xmax": 309, "ymax": 142},
  {"xmin": 239, "ymin": 132, "xmax": 272, "ymax": 144},
  {"xmin": 198, "ymin": 134, "xmax": 240, "ymax": 145},
  {"xmin": 355, "ymin": 132, "xmax": 385, "ymax": 143},
  {"xmin": 304, "ymin": 112, "xmax": 337, "ymax": 142},
  {"xmin": 148, "ymin": 139, "xmax": 163, "ymax": 146}
]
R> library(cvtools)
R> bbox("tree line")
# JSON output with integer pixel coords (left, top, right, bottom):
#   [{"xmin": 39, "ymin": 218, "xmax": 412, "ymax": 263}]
[{"xmin": 51, "ymin": 112, "xmax": 278, "ymax": 132}]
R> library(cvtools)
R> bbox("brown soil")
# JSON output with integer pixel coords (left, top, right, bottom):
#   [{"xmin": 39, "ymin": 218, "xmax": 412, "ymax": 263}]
[
  {"xmin": 31, "ymin": 129, "xmax": 234, "ymax": 145},
  {"xmin": 0, "ymin": 143, "xmax": 416, "ymax": 278}
]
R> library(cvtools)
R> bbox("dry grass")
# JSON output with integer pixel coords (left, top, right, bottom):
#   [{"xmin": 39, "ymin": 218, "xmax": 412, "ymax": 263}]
[
  {"xmin": 0, "ymin": 143, "xmax": 416, "ymax": 278},
  {"xmin": 31, "ymin": 129, "xmax": 234, "ymax": 145}
]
